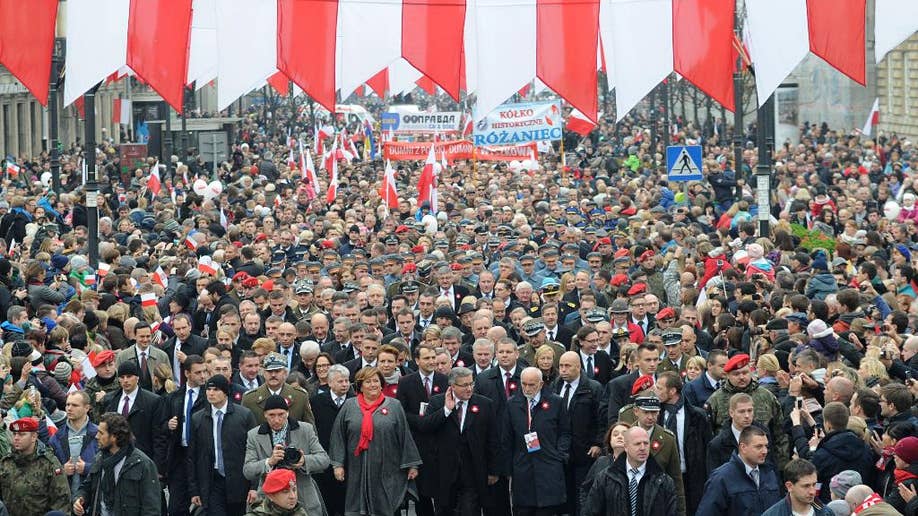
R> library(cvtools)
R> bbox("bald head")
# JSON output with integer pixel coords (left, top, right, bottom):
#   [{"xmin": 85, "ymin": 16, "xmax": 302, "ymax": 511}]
[
  {"xmin": 844, "ymin": 485, "xmax": 875, "ymax": 510},
  {"xmin": 826, "ymin": 376, "xmax": 855, "ymax": 404},
  {"xmin": 559, "ymin": 351, "xmax": 581, "ymax": 382},
  {"xmin": 625, "ymin": 426, "xmax": 649, "ymax": 444},
  {"xmin": 487, "ymin": 326, "xmax": 508, "ymax": 342}
]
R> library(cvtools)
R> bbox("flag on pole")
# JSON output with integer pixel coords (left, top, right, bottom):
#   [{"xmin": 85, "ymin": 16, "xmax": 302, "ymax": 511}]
[
  {"xmin": 6, "ymin": 239, "xmax": 15, "ymax": 257},
  {"xmin": 363, "ymin": 119, "xmax": 376, "ymax": 160},
  {"xmin": 219, "ymin": 207, "xmax": 228, "ymax": 229},
  {"xmin": 461, "ymin": 112, "xmax": 473, "ymax": 137},
  {"xmin": 147, "ymin": 161, "xmax": 162, "ymax": 196},
  {"xmin": 379, "ymin": 160, "xmax": 399, "ymax": 209},
  {"xmin": 301, "ymin": 140, "xmax": 319, "ymax": 200},
  {"xmin": 325, "ymin": 139, "xmax": 339, "ymax": 203},
  {"xmin": 97, "ymin": 262, "xmax": 110, "ymax": 277},
  {"xmin": 152, "ymin": 266, "xmax": 168, "ymax": 288},
  {"xmin": 84, "ymin": 273, "xmax": 96, "ymax": 286},
  {"xmin": 113, "ymin": 98, "xmax": 132, "ymax": 125},
  {"xmin": 566, "ymin": 109, "xmax": 597, "ymax": 136},
  {"xmin": 184, "ymin": 231, "xmax": 199, "ymax": 250},
  {"xmin": 417, "ymin": 144, "xmax": 437, "ymax": 212},
  {"xmin": 5, "ymin": 162, "xmax": 19, "ymax": 178},
  {"xmin": 862, "ymin": 98, "xmax": 880, "ymax": 136}
]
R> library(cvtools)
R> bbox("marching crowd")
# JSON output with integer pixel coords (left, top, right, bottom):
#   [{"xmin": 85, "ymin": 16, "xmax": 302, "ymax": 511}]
[{"xmin": 0, "ymin": 95, "xmax": 913, "ymax": 516}]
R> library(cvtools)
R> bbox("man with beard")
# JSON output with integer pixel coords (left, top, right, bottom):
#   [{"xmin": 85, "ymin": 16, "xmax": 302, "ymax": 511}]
[
  {"xmin": 0, "ymin": 417, "xmax": 70, "ymax": 516},
  {"xmin": 73, "ymin": 413, "xmax": 161, "ymax": 516}
]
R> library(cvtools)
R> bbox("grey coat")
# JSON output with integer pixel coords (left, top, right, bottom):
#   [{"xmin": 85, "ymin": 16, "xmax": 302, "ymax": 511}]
[
  {"xmin": 329, "ymin": 396, "xmax": 422, "ymax": 516},
  {"xmin": 243, "ymin": 419, "xmax": 330, "ymax": 516}
]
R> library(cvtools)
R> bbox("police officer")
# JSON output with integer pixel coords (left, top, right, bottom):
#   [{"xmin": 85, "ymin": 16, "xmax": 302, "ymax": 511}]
[{"xmin": 0, "ymin": 417, "xmax": 70, "ymax": 516}]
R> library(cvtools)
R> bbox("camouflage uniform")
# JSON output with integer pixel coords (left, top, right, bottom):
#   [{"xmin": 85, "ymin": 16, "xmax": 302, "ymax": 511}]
[
  {"xmin": 84, "ymin": 376, "xmax": 121, "ymax": 423},
  {"xmin": 0, "ymin": 443, "xmax": 71, "ymax": 516},
  {"xmin": 704, "ymin": 379, "xmax": 790, "ymax": 470},
  {"xmin": 245, "ymin": 498, "xmax": 309, "ymax": 516}
]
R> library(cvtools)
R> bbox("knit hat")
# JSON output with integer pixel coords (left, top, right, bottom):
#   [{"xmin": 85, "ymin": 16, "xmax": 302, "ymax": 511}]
[
  {"xmin": 205, "ymin": 374, "xmax": 231, "ymax": 395},
  {"xmin": 894, "ymin": 436, "xmax": 918, "ymax": 464},
  {"xmin": 118, "ymin": 361, "xmax": 140, "ymax": 377},
  {"xmin": 807, "ymin": 319, "xmax": 833, "ymax": 339},
  {"xmin": 812, "ymin": 254, "xmax": 829, "ymax": 272},
  {"xmin": 896, "ymin": 243, "xmax": 912, "ymax": 263},
  {"xmin": 70, "ymin": 255, "xmax": 89, "ymax": 272},
  {"xmin": 746, "ymin": 243, "xmax": 764, "ymax": 260},
  {"xmin": 826, "ymin": 500, "xmax": 852, "ymax": 516},
  {"xmin": 51, "ymin": 254, "xmax": 69, "ymax": 270},
  {"xmin": 263, "ymin": 394, "xmax": 289, "ymax": 412},
  {"xmin": 53, "ymin": 361, "xmax": 72, "ymax": 384},
  {"xmin": 829, "ymin": 470, "xmax": 862, "ymax": 499}
]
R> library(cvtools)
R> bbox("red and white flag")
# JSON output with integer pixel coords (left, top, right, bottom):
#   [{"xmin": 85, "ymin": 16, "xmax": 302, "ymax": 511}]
[
  {"xmin": 301, "ymin": 140, "xmax": 319, "ymax": 200},
  {"xmin": 566, "ymin": 108, "xmax": 597, "ymax": 136},
  {"xmin": 184, "ymin": 232, "xmax": 199, "ymax": 250},
  {"xmin": 862, "ymin": 98, "xmax": 880, "ymax": 136},
  {"xmin": 219, "ymin": 208, "xmax": 228, "ymax": 229},
  {"xmin": 141, "ymin": 292, "xmax": 157, "ymax": 308},
  {"xmin": 152, "ymin": 265, "xmax": 168, "ymax": 288},
  {"xmin": 317, "ymin": 124, "xmax": 335, "ymax": 143},
  {"xmin": 325, "ymin": 139, "xmax": 339, "ymax": 204},
  {"xmin": 5, "ymin": 162, "xmax": 19, "ymax": 178},
  {"xmin": 198, "ymin": 256, "xmax": 218, "ymax": 276},
  {"xmin": 379, "ymin": 160, "xmax": 399, "ymax": 209},
  {"xmin": 147, "ymin": 161, "xmax": 162, "ymax": 196},
  {"xmin": 97, "ymin": 262, "xmax": 110, "ymax": 277},
  {"xmin": 84, "ymin": 273, "xmax": 96, "ymax": 286},
  {"xmin": 461, "ymin": 112, "xmax": 473, "ymax": 137},
  {"xmin": 112, "ymin": 98, "xmax": 131, "ymax": 125},
  {"xmin": 417, "ymin": 144, "xmax": 438, "ymax": 213}
]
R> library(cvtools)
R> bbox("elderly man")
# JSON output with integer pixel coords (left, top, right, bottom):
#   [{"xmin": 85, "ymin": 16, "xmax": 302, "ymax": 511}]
[{"xmin": 296, "ymin": 340, "xmax": 320, "ymax": 381}]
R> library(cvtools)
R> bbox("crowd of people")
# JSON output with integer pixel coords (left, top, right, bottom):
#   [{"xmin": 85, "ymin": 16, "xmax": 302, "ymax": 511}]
[{"xmin": 0, "ymin": 91, "xmax": 913, "ymax": 516}]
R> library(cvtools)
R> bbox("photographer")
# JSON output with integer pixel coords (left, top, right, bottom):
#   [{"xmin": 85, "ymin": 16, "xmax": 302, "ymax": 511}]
[{"xmin": 243, "ymin": 394, "xmax": 329, "ymax": 514}]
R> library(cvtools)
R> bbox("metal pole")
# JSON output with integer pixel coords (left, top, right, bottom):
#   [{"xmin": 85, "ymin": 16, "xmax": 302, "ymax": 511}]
[
  {"xmin": 650, "ymin": 86, "xmax": 658, "ymax": 154},
  {"xmin": 755, "ymin": 94, "xmax": 774, "ymax": 238},
  {"xmin": 84, "ymin": 84, "xmax": 102, "ymax": 267},
  {"xmin": 663, "ymin": 79, "xmax": 671, "ymax": 147},
  {"xmin": 733, "ymin": 8, "xmax": 744, "ymax": 180},
  {"xmin": 49, "ymin": 38, "xmax": 64, "ymax": 194},
  {"xmin": 162, "ymin": 101, "xmax": 173, "ymax": 165},
  {"xmin": 181, "ymin": 86, "xmax": 189, "ymax": 160}
]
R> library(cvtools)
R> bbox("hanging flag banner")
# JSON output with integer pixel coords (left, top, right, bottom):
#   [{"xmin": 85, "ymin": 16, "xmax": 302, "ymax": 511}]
[
  {"xmin": 383, "ymin": 140, "xmax": 538, "ymax": 162},
  {"xmin": 380, "ymin": 111, "xmax": 462, "ymax": 133},
  {"xmin": 473, "ymin": 101, "xmax": 563, "ymax": 146}
]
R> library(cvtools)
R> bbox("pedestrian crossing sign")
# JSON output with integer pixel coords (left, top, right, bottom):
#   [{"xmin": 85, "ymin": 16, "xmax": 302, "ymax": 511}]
[{"xmin": 666, "ymin": 145, "xmax": 703, "ymax": 181}]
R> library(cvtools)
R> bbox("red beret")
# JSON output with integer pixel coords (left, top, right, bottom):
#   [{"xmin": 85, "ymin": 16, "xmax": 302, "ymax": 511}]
[
  {"xmin": 254, "ymin": 233, "xmax": 268, "ymax": 243},
  {"xmin": 631, "ymin": 374, "xmax": 655, "ymax": 396},
  {"xmin": 262, "ymin": 280, "xmax": 275, "ymax": 291},
  {"xmin": 638, "ymin": 250, "xmax": 655, "ymax": 262},
  {"xmin": 627, "ymin": 283, "xmax": 647, "ymax": 296},
  {"xmin": 231, "ymin": 241, "xmax": 243, "ymax": 248},
  {"xmin": 9, "ymin": 417, "xmax": 39, "ymax": 433},
  {"xmin": 450, "ymin": 263, "xmax": 463, "ymax": 271},
  {"xmin": 320, "ymin": 239, "xmax": 336, "ymax": 249},
  {"xmin": 395, "ymin": 225, "xmax": 410, "ymax": 234},
  {"xmin": 232, "ymin": 271, "xmax": 250, "ymax": 281},
  {"xmin": 402, "ymin": 263, "xmax": 417, "ymax": 274},
  {"xmin": 614, "ymin": 249, "xmax": 630, "ymax": 259},
  {"xmin": 262, "ymin": 468, "xmax": 297, "ymax": 495},
  {"xmin": 723, "ymin": 353, "xmax": 750, "ymax": 373},
  {"xmin": 655, "ymin": 307, "xmax": 676, "ymax": 321},
  {"xmin": 242, "ymin": 277, "xmax": 260, "ymax": 288},
  {"xmin": 411, "ymin": 245, "xmax": 425, "ymax": 254},
  {"xmin": 610, "ymin": 274, "xmax": 629, "ymax": 287},
  {"xmin": 91, "ymin": 350, "xmax": 116, "ymax": 368}
]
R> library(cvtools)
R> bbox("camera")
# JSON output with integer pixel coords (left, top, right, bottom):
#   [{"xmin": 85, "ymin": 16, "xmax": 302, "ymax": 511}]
[{"xmin": 275, "ymin": 447, "xmax": 302, "ymax": 470}]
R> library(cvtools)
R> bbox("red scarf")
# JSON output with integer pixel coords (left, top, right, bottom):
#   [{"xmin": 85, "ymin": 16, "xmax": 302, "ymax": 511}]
[
  {"xmin": 354, "ymin": 393, "xmax": 385, "ymax": 456},
  {"xmin": 853, "ymin": 493, "xmax": 884, "ymax": 514},
  {"xmin": 894, "ymin": 467, "xmax": 918, "ymax": 485}
]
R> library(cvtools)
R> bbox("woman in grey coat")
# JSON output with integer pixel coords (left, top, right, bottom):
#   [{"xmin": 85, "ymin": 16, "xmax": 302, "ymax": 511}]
[
  {"xmin": 330, "ymin": 366, "xmax": 421, "ymax": 516},
  {"xmin": 243, "ymin": 394, "xmax": 330, "ymax": 516}
]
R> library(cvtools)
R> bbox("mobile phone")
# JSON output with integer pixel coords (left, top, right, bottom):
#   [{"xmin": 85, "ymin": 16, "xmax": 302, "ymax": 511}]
[{"xmin": 795, "ymin": 397, "xmax": 803, "ymax": 410}]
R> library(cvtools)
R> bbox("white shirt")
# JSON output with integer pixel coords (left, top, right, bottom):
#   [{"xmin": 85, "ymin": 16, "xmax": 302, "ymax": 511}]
[
  {"xmin": 443, "ymin": 400, "xmax": 469, "ymax": 431},
  {"xmin": 579, "ymin": 350, "xmax": 596, "ymax": 372},
  {"xmin": 561, "ymin": 377, "xmax": 579, "ymax": 409},
  {"xmin": 135, "ymin": 346, "xmax": 151, "ymax": 372},
  {"xmin": 546, "ymin": 325, "xmax": 560, "ymax": 341},
  {"xmin": 500, "ymin": 367, "xmax": 515, "ymax": 392},
  {"xmin": 626, "ymin": 460, "xmax": 647, "ymax": 484},
  {"xmin": 279, "ymin": 345, "xmax": 295, "ymax": 370},
  {"xmin": 731, "ymin": 424, "xmax": 743, "ymax": 444},
  {"xmin": 119, "ymin": 388, "xmax": 139, "ymax": 413},
  {"xmin": 172, "ymin": 340, "xmax": 184, "ymax": 383},
  {"xmin": 420, "ymin": 372, "xmax": 435, "ymax": 393},
  {"xmin": 706, "ymin": 371, "xmax": 719, "ymax": 388},
  {"xmin": 211, "ymin": 402, "xmax": 228, "ymax": 470},
  {"xmin": 673, "ymin": 406, "xmax": 686, "ymax": 472}
]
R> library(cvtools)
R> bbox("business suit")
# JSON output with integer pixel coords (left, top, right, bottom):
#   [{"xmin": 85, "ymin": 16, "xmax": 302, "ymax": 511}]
[
  {"xmin": 158, "ymin": 384, "xmax": 208, "ymax": 516},
  {"xmin": 103, "ymin": 387, "xmax": 166, "ymax": 474},
  {"xmin": 396, "ymin": 371, "xmax": 449, "ymax": 516},
  {"xmin": 115, "ymin": 344, "xmax": 170, "ymax": 392},
  {"xmin": 417, "ymin": 393, "xmax": 500, "ymax": 516},
  {"xmin": 438, "ymin": 284, "xmax": 470, "ymax": 309},
  {"xmin": 187, "ymin": 401, "xmax": 257, "ymax": 516},
  {"xmin": 552, "ymin": 376, "xmax": 606, "ymax": 515},
  {"xmin": 683, "ymin": 373, "xmax": 718, "ymax": 408},
  {"xmin": 242, "ymin": 383, "xmax": 315, "ymax": 426},
  {"xmin": 331, "ymin": 342, "xmax": 355, "ymax": 364},
  {"xmin": 232, "ymin": 371, "xmax": 263, "ymax": 392},
  {"xmin": 242, "ymin": 419, "xmax": 330, "ymax": 516},
  {"xmin": 276, "ymin": 343, "xmax": 303, "ymax": 373},
  {"xmin": 545, "ymin": 325, "xmax": 575, "ymax": 350},
  {"xmin": 161, "ymin": 335, "xmax": 208, "ymax": 385},
  {"xmin": 473, "ymin": 364, "xmax": 522, "ymax": 516},
  {"xmin": 451, "ymin": 350, "xmax": 474, "ymax": 369},
  {"xmin": 604, "ymin": 371, "xmax": 640, "ymax": 424},
  {"xmin": 660, "ymin": 401, "xmax": 712, "ymax": 515},
  {"xmin": 311, "ymin": 390, "xmax": 353, "ymax": 516},
  {"xmin": 578, "ymin": 350, "xmax": 615, "ymax": 386}
]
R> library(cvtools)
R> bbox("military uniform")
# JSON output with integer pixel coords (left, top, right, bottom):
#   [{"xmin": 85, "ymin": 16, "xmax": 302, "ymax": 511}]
[
  {"xmin": 242, "ymin": 382, "xmax": 315, "ymax": 426},
  {"xmin": 83, "ymin": 377, "xmax": 121, "ymax": 423},
  {"xmin": 705, "ymin": 379, "xmax": 790, "ymax": 470},
  {"xmin": 0, "ymin": 443, "xmax": 71, "ymax": 516},
  {"xmin": 244, "ymin": 498, "xmax": 309, "ymax": 516},
  {"xmin": 518, "ymin": 341, "xmax": 567, "ymax": 368}
]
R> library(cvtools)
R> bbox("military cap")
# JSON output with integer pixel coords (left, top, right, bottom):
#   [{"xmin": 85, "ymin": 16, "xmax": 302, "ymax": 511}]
[
  {"xmin": 723, "ymin": 353, "xmax": 751, "ymax": 373},
  {"xmin": 662, "ymin": 329, "xmax": 683, "ymax": 346},
  {"xmin": 294, "ymin": 281, "xmax": 314, "ymax": 294},
  {"xmin": 585, "ymin": 308, "xmax": 608, "ymax": 323},
  {"xmin": 400, "ymin": 281, "xmax": 420, "ymax": 294},
  {"xmin": 9, "ymin": 417, "xmax": 39, "ymax": 433},
  {"xmin": 384, "ymin": 235, "xmax": 399, "ymax": 245},
  {"xmin": 627, "ymin": 283, "xmax": 647, "ymax": 297},
  {"xmin": 609, "ymin": 298, "xmax": 630, "ymax": 314},
  {"xmin": 263, "ymin": 352, "xmax": 288, "ymax": 371},
  {"xmin": 263, "ymin": 468, "xmax": 297, "ymax": 494},
  {"xmin": 655, "ymin": 307, "xmax": 677, "ymax": 321},
  {"xmin": 634, "ymin": 396, "xmax": 661, "ymax": 411},
  {"xmin": 522, "ymin": 318, "xmax": 546, "ymax": 337}
]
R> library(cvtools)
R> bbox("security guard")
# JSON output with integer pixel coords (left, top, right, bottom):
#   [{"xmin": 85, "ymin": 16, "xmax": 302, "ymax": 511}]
[{"xmin": 0, "ymin": 417, "xmax": 70, "ymax": 516}]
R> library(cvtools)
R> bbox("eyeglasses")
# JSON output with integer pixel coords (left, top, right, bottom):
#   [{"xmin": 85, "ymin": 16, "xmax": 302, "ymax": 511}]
[{"xmin": 454, "ymin": 382, "xmax": 474, "ymax": 389}]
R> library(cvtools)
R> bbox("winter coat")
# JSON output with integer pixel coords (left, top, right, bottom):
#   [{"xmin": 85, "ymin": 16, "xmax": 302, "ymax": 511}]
[
  {"xmin": 806, "ymin": 273, "xmax": 838, "ymax": 300},
  {"xmin": 76, "ymin": 446, "xmax": 162, "ymax": 516},
  {"xmin": 886, "ymin": 462, "xmax": 918, "ymax": 516},
  {"xmin": 582, "ymin": 454, "xmax": 678, "ymax": 516},
  {"xmin": 791, "ymin": 428, "xmax": 877, "ymax": 503},
  {"xmin": 696, "ymin": 453, "xmax": 782, "ymax": 516},
  {"xmin": 761, "ymin": 495, "xmax": 834, "ymax": 516}
]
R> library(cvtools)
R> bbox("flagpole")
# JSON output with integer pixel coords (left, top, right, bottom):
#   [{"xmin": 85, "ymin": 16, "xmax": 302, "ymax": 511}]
[{"xmin": 559, "ymin": 128, "xmax": 565, "ymax": 178}]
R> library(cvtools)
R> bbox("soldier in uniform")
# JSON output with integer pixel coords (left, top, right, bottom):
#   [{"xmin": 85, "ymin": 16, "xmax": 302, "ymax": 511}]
[
  {"xmin": 616, "ymin": 373, "xmax": 657, "ymax": 425},
  {"xmin": 83, "ymin": 350, "xmax": 120, "ymax": 423},
  {"xmin": 291, "ymin": 281, "xmax": 321, "ymax": 321},
  {"xmin": 704, "ymin": 353, "xmax": 790, "ymax": 471},
  {"xmin": 245, "ymin": 469, "xmax": 309, "ymax": 516},
  {"xmin": 518, "ymin": 318, "xmax": 566, "ymax": 368},
  {"xmin": 656, "ymin": 328, "xmax": 689, "ymax": 375},
  {"xmin": 539, "ymin": 278, "xmax": 578, "ymax": 323},
  {"xmin": 0, "ymin": 417, "xmax": 71, "ymax": 516},
  {"xmin": 243, "ymin": 353, "xmax": 315, "ymax": 426}
]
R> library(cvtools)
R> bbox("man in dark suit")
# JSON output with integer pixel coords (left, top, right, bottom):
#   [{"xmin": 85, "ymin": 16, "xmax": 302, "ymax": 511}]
[
  {"xmin": 502, "ymin": 367, "xmax": 572, "ymax": 516},
  {"xmin": 542, "ymin": 303, "xmax": 575, "ymax": 350},
  {"xmin": 188, "ymin": 374, "xmax": 257, "ymax": 516},
  {"xmin": 473, "ymin": 338, "xmax": 524, "ymax": 516},
  {"xmin": 310, "ymin": 364, "xmax": 353, "ymax": 516},
  {"xmin": 232, "ymin": 350, "xmax": 264, "ymax": 392},
  {"xmin": 206, "ymin": 280, "xmax": 240, "ymax": 337},
  {"xmin": 656, "ymin": 371, "xmax": 712, "ymax": 515},
  {"xmin": 683, "ymin": 349, "xmax": 727, "ymax": 408},
  {"xmin": 606, "ymin": 342, "xmax": 660, "ymax": 423},
  {"xmin": 706, "ymin": 392, "xmax": 774, "ymax": 474},
  {"xmin": 103, "ymin": 361, "xmax": 166, "ymax": 475},
  {"xmin": 275, "ymin": 322, "xmax": 303, "ymax": 372},
  {"xmin": 161, "ymin": 313, "xmax": 208, "ymax": 387},
  {"xmin": 383, "ymin": 308, "xmax": 422, "ymax": 352},
  {"xmin": 418, "ymin": 367, "xmax": 500, "ymax": 516},
  {"xmin": 343, "ymin": 334, "xmax": 380, "ymax": 381},
  {"xmin": 435, "ymin": 266, "xmax": 470, "ymax": 310},
  {"xmin": 441, "ymin": 327, "xmax": 473, "ymax": 369},
  {"xmin": 553, "ymin": 352, "xmax": 606, "ymax": 515},
  {"xmin": 574, "ymin": 326, "xmax": 615, "ymax": 385},
  {"xmin": 158, "ymin": 355, "xmax": 209, "ymax": 516},
  {"xmin": 396, "ymin": 345, "xmax": 449, "ymax": 516}
]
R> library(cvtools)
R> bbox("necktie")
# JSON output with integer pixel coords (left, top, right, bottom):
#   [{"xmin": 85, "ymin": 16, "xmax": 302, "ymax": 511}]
[
  {"xmin": 504, "ymin": 372, "xmax": 512, "ymax": 398},
  {"xmin": 121, "ymin": 396, "xmax": 130, "ymax": 417},
  {"xmin": 629, "ymin": 468, "xmax": 640, "ymax": 516},
  {"xmin": 215, "ymin": 410, "xmax": 225, "ymax": 476},
  {"xmin": 335, "ymin": 397, "xmax": 343, "ymax": 408},
  {"xmin": 750, "ymin": 468, "xmax": 759, "ymax": 488},
  {"xmin": 184, "ymin": 389, "xmax": 194, "ymax": 446},
  {"xmin": 586, "ymin": 356, "xmax": 594, "ymax": 378},
  {"xmin": 282, "ymin": 347, "xmax": 290, "ymax": 368},
  {"xmin": 424, "ymin": 377, "xmax": 431, "ymax": 398},
  {"xmin": 455, "ymin": 401, "xmax": 464, "ymax": 430},
  {"xmin": 176, "ymin": 342, "xmax": 185, "ymax": 385},
  {"xmin": 139, "ymin": 351, "xmax": 149, "ymax": 383},
  {"xmin": 562, "ymin": 382, "xmax": 571, "ymax": 408},
  {"xmin": 548, "ymin": 330, "xmax": 555, "ymax": 341}
]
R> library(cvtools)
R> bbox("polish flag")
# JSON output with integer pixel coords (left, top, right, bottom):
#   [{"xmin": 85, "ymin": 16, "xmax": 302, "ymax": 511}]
[
  {"xmin": 152, "ymin": 266, "xmax": 168, "ymax": 288},
  {"xmin": 301, "ymin": 140, "xmax": 319, "ymax": 200},
  {"xmin": 112, "ymin": 98, "xmax": 131, "ymax": 125},
  {"xmin": 5, "ymin": 162, "xmax": 19, "ymax": 178},
  {"xmin": 198, "ymin": 256, "xmax": 218, "ymax": 276},
  {"xmin": 861, "ymin": 98, "xmax": 880, "ymax": 136},
  {"xmin": 141, "ymin": 292, "xmax": 157, "ymax": 308},
  {"xmin": 461, "ymin": 112, "xmax": 473, "ymax": 137},
  {"xmin": 317, "ymin": 124, "xmax": 335, "ymax": 142},
  {"xmin": 379, "ymin": 160, "xmax": 399, "ymax": 209},
  {"xmin": 97, "ymin": 262, "xmax": 110, "ymax": 277},
  {"xmin": 184, "ymin": 231, "xmax": 199, "ymax": 250},
  {"xmin": 417, "ymin": 144, "xmax": 437, "ymax": 212},
  {"xmin": 566, "ymin": 109, "xmax": 597, "ymax": 136},
  {"xmin": 147, "ymin": 161, "xmax": 162, "ymax": 196},
  {"xmin": 325, "ymin": 139, "xmax": 339, "ymax": 204},
  {"xmin": 84, "ymin": 274, "xmax": 96, "ymax": 286}
]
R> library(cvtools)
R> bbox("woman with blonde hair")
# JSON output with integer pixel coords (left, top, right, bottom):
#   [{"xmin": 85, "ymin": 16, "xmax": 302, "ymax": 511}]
[
  {"xmin": 152, "ymin": 362, "xmax": 176, "ymax": 396},
  {"xmin": 534, "ymin": 344, "xmax": 558, "ymax": 384}
]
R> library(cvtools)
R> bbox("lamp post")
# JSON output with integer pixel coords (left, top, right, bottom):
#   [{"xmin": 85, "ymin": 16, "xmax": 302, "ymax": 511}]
[
  {"xmin": 84, "ymin": 83, "xmax": 102, "ymax": 267},
  {"xmin": 755, "ymin": 94, "xmax": 774, "ymax": 238},
  {"xmin": 49, "ymin": 37, "xmax": 65, "ymax": 193}
]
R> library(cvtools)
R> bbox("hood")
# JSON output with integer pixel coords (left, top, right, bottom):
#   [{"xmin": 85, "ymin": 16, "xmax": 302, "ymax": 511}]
[
  {"xmin": 0, "ymin": 321, "xmax": 24, "ymax": 334},
  {"xmin": 810, "ymin": 273, "xmax": 837, "ymax": 288}
]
